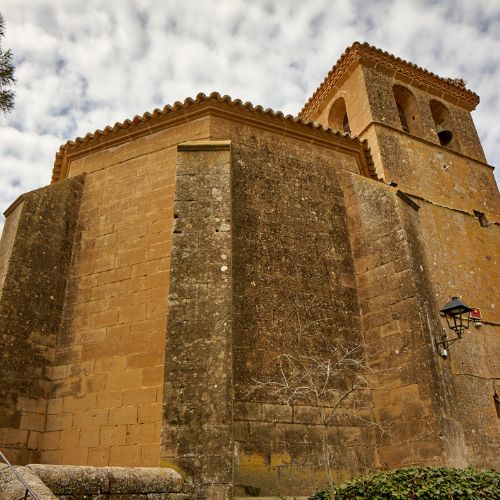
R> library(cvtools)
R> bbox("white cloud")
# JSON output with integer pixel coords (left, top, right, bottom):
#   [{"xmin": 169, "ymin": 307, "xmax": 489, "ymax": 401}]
[{"xmin": 0, "ymin": 0, "xmax": 499, "ymax": 232}]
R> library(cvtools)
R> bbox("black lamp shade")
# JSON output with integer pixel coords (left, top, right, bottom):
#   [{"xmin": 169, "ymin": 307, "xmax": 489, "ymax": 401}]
[
  {"xmin": 440, "ymin": 296, "xmax": 472, "ymax": 316},
  {"xmin": 440, "ymin": 296, "xmax": 472, "ymax": 335}
]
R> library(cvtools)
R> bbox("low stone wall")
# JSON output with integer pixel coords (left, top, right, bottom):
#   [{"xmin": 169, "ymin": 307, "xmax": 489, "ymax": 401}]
[
  {"xmin": 0, "ymin": 465, "xmax": 186, "ymax": 499},
  {"xmin": 0, "ymin": 464, "xmax": 55, "ymax": 500}
]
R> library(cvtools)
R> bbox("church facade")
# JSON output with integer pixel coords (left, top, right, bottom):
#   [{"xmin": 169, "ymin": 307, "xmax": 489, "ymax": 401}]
[{"xmin": 0, "ymin": 43, "xmax": 498, "ymax": 498}]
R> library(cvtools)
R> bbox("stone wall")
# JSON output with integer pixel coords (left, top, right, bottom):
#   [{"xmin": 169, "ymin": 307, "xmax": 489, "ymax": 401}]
[
  {"xmin": 342, "ymin": 171, "xmax": 500, "ymax": 471},
  {"xmin": 0, "ymin": 464, "xmax": 185, "ymax": 499},
  {"xmin": 0, "ymin": 110, "xmax": 371, "ymax": 482},
  {"xmin": 0, "ymin": 177, "xmax": 84, "ymax": 465},
  {"xmin": 356, "ymin": 63, "xmax": 498, "ymax": 220},
  {"xmin": 162, "ymin": 141, "xmax": 233, "ymax": 499},
  {"xmin": 313, "ymin": 64, "xmax": 373, "ymax": 144},
  {"xmin": 312, "ymin": 61, "xmax": 495, "ymax": 212},
  {"xmin": 309, "ymin": 58, "xmax": 500, "ymax": 474},
  {"xmin": 367, "ymin": 125, "xmax": 499, "ymax": 215},
  {"xmin": 230, "ymin": 134, "xmax": 374, "ymax": 496},
  {"xmin": 416, "ymin": 200, "xmax": 500, "ymax": 469},
  {"xmin": 161, "ymin": 122, "xmax": 377, "ymax": 498},
  {"xmin": 342, "ymin": 173, "xmax": 456, "ymax": 468},
  {"xmin": 0, "ymin": 198, "xmax": 23, "ymax": 303},
  {"xmin": 359, "ymin": 64, "xmax": 486, "ymax": 163},
  {"xmin": 320, "ymin": 60, "xmax": 500, "ymax": 471},
  {"xmin": 0, "ymin": 92, "xmax": 497, "ymax": 497},
  {"xmin": 38, "ymin": 118, "xmax": 211, "ymax": 467}
]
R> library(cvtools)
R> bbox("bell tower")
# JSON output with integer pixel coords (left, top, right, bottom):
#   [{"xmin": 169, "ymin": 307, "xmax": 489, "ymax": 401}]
[
  {"xmin": 300, "ymin": 42, "xmax": 499, "ymax": 217},
  {"xmin": 301, "ymin": 43, "xmax": 500, "ymax": 471}
]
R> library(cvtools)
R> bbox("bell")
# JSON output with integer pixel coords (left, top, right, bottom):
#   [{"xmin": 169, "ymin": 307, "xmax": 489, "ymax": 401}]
[{"xmin": 436, "ymin": 124, "xmax": 453, "ymax": 146}]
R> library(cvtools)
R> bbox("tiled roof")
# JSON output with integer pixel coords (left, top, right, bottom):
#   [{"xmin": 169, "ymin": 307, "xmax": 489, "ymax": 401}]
[
  {"xmin": 299, "ymin": 42, "xmax": 480, "ymax": 121},
  {"xmin": 52, "ymin": 91, "xmax": 375, "ymax": 182}
]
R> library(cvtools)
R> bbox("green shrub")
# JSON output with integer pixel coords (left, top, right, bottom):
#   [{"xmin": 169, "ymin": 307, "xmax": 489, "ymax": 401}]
[{"xmin": 309, "ymin": 467, "xmax": 500, "ymax": 499}]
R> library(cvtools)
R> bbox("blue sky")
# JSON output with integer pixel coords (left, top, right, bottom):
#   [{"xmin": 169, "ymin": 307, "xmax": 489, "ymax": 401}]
[{"xmin": 0, "ymin": 0, "xmax": 499, "ymax": 231}]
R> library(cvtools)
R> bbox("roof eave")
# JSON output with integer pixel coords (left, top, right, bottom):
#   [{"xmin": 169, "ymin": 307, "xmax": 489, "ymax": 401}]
[{"xmin": 51, "ymin": 92, "xmax": 377, "ymax": 183}]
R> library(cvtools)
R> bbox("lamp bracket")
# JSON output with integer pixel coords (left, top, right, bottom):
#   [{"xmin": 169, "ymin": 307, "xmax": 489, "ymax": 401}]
[
  {"xmin": 436, "ymin": 336, "xmax": 461, "ymax": 349},
  {"xmin": 435, "ymin": 331, "xmax": 462, "ymax": 358}
]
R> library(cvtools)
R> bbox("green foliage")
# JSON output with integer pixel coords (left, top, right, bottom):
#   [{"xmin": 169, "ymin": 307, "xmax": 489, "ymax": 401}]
[
  {"xmin": 309, "ymin": 467, "xmax": 500, "ymax": 499},
  {"xmin": 0, "ymin": 13, "xmax": 15, "ymax": 114}
]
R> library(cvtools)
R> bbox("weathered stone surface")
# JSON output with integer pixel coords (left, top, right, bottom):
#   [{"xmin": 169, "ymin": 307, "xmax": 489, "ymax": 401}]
[
  {"xmin": 225, "ymin": 130, "xmax": 373, "ymax": 496},
  {"xmin": 162, "ymin": 141, "xmax": 233, "ymax": 499},
  {"xmin": 0, "ymin": 465, "xmax": 56, "ymax": 500},
  {"xmin": 0, "ymin": 175, "xmax": 85, "ymax": 465},
  {"xmin": 27, "ymin": 464, "xmax": 183, "ymax": 495},
  {"xmin": 29, "ymin": 464, "xmax": 109, "ymax": 493},
  {"xmin": 311, "ymin": 45, "xmax": 500, "ymax": 477},
  {"xmin": 107, "ymin": 467, "xmax": 183, "ymax": 493}
]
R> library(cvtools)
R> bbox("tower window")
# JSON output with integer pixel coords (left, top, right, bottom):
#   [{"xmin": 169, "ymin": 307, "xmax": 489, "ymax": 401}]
[
  {"xmin": 328, "ymin": 97, "xmax": 351, "ymax": 134},
  {"xmin": 393, "ymin": 85, "xmax": 422, "ymax": 135},
  {"xmin": 430, "ymin": 99, "xmax": 455, "ymax": 148}
]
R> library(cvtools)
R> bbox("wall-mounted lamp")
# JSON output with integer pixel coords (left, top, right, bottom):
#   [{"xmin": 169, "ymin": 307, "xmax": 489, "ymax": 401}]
[{"xmin": 436, "ymin": 296, "xmax": 472, "ymax": 358}]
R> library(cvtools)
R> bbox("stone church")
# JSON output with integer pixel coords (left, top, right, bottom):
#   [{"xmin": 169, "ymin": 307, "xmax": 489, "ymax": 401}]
[{"xmin": 0, "ymin": 42, "xmax": 498, "ymax": 498}]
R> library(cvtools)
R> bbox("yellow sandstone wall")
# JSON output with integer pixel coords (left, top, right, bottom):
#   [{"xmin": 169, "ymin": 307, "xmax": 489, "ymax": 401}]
[
  {"xmin": 313, "ymin": 64, "xmax": 373, "ymax": 139},
  {"xmin": 417, "ymin": 202, "xmax": 500, "ymax": 468},
  {"xmin": 0, "ymin": 179, "xmax": 84, "ymax": 464},
  {"xmin": 0, "ymin": 200, "xmax": 23, "ymax": 302},
  {"xmin": 39, "ymin": 117, "xmax": 211, "ymax": 466},
  {"xmin": 161, "ymin": 121, "xmax": 374, "ymax": 497},
  {"xmin": 365, "ymin": 125, "xmax": 499, "ymax": 215},
  {"xmin": 18, "ymin": 111, "xmax": 365, "ymax": 470}
]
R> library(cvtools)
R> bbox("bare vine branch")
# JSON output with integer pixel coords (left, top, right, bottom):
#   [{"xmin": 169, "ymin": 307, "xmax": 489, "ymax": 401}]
[{"xmin": 242, "ymin": 324, "xmax": 388, "ymax": 499}]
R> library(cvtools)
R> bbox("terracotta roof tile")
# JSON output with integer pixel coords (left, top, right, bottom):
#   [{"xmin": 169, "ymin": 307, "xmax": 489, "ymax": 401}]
[{"xmin": 52, "ymin": 91, "xmax": 375, "ymax": 182}]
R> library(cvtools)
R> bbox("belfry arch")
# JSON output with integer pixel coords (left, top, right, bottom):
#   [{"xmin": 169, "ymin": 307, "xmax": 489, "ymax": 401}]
[
  {"xmin": 393, "ymin": 84, "xmax": 422, "ymax": 135},
  {"xmin": 328, "ymin": 97, "xmax": 351, "ymax": 134},
  {"xmin": 430, "ymin": 99, "xmax": 457, "ymax": 149}
]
